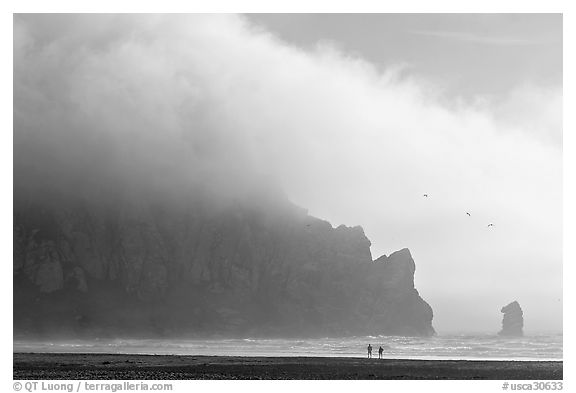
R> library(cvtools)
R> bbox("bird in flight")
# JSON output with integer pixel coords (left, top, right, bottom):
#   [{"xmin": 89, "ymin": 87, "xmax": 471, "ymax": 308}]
[
  {"xmin": 466, "ymin": 212, "xmax": 471, "ymax": 217},
  {"xmin": 487, "ymin": 223, "xmax": 494, "ymax": 227},
  {"xmin": 423, "ymin": 194, "xmax": 429, "ymax": 198}
]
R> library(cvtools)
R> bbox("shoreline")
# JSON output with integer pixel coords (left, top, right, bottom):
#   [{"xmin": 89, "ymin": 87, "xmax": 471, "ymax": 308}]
[{"xmin": 14, "ymin": 352, "xmax": 563, "ymax": 380}]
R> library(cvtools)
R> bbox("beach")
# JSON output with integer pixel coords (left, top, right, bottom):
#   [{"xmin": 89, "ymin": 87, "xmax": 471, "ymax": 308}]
[{"xmin": 13, "ymin": 353, "xmax": 563, "ymax": 380}]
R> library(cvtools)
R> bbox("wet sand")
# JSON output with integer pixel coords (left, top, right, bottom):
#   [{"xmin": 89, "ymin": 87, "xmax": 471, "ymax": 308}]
[{"xmin": 13, "ymin": 353, "xmax": 562, "ymax": 380}]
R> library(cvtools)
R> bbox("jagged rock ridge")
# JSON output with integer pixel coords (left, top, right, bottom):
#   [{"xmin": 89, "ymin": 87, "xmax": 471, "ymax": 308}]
[{"xmin": 14, "ymin": 194, "xmax": 435, "ymax": 338}]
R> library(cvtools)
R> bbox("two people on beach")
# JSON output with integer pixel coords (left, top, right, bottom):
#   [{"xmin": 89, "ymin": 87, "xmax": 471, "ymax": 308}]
[{"xmin": 367, "ymin": 344, "xmax": 384, "ymax": 359}]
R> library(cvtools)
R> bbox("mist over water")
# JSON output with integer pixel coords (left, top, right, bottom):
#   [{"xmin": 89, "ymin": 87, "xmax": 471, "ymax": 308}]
[{"xmin": 14, "ymin": 335, "xmax": 562, "ymax": 361}]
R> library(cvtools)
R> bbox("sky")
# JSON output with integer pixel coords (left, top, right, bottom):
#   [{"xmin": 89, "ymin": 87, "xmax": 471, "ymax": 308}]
[
  {"xmin": 13, "ymin": 14, "xmax": 562, "ymax": 334},
  {"xmin": 247, "ymin": 14, "xmax": 562, "ymax": 100}
]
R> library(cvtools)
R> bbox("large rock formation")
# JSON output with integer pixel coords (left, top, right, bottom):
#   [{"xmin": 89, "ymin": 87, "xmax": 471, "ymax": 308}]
[
  {"xmin": 14, "ymin": 192, "xmax": 435, "ymax": 338},
  {"xmin": 498, "ymin": 301, "xmax": 524, "ymax": 337}
]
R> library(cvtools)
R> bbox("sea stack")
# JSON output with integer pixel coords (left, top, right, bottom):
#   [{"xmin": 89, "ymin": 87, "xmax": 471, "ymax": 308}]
[{"xmin": 498, "ymin": 301, "xmax": 524, "ymax": 337}]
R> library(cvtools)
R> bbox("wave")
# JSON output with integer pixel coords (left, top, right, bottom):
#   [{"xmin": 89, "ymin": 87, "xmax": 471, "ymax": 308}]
[{"xmin": 13, "ymin": 334, "xmax": 562, "ymax": 361}]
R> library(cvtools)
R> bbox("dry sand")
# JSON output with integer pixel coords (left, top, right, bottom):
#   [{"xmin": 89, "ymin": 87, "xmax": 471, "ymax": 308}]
[{"xmin": 13, "ymin": 353, "xmax": 562, "ymax": 380}]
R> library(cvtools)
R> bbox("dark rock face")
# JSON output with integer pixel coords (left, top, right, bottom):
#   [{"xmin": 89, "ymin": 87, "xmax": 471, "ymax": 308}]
[
  {"xmin": 14, "ymin": 194, "xmax": 435, "ymax": 338},
  {"xmin": 498, "ymin": 301, "xmax": 524, "ymax": 337}
]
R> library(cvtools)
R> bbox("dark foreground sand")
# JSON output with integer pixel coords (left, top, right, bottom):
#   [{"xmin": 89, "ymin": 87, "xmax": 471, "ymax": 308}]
[{"xmin": 14, "ymin": 353, "xmax": 562, "ymax": 380}]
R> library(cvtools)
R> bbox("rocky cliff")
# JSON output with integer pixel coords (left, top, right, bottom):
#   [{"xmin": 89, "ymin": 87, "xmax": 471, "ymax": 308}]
[{"xmin": 14, "ymin": 192, "xmax": 435, "ymax": 338}]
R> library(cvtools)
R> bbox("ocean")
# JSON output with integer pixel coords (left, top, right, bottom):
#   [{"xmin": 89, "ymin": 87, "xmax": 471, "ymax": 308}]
[{"xmin": 14, "ymin": 334, "xmax": 562, "ymax": 361}]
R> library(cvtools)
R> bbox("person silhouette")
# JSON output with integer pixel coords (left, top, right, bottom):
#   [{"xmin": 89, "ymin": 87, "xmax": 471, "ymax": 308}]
[
  {"xmin": 378, "ymin": 346, "xmax": 383, "ymax": 359},
  {"xmin": 367, "ymin": 344, "xmax": 372, "ymax": 358}
]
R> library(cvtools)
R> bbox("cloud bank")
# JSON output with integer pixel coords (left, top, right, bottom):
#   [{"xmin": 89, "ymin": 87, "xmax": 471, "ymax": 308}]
[{"xmin": 14, "ymin": 14, "xmax": 562, "ymax": 333}]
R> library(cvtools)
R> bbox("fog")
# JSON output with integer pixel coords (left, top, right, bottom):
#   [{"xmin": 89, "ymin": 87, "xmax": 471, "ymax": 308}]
[{"xmin": 14, "ymin": 14, "xmax": 562, "ymax": 333}]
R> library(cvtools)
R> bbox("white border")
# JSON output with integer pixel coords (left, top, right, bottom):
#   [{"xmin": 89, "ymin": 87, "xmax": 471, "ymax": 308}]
[{"xmin": 3, "ymin": 2, "xmax": 572, "ymax": 392}]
